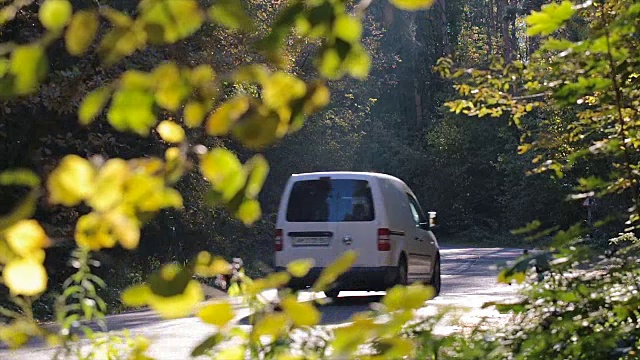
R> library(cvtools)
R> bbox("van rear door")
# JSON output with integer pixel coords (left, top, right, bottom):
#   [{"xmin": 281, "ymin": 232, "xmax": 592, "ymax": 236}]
[{"xmin": 281, "ymin": 177, "xmax": 377, "ymax": 268}]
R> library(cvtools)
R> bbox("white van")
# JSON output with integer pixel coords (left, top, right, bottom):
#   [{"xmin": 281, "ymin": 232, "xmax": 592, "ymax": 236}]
[{"xmin": 274, "ymin": 171, "xmax": 441, "ymax": 298}]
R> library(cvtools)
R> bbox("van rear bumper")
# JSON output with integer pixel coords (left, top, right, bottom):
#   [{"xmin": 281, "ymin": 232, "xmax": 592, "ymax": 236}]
[{"xmin": 274, "ymin": 266, "xmax": 398, "ymax": 291}]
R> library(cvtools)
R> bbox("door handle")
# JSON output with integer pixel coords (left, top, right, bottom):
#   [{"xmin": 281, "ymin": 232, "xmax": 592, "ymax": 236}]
[
  {"xmin": 343, "ymin": 235, "xmax": 352, "ymax": 246},
  {"xmin": 415, "ymin": 237, "xmax": 423, "ymax": 242}
]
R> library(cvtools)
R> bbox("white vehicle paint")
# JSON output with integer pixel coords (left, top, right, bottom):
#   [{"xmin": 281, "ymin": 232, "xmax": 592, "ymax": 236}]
[{"xmin": 274, "ymin": 172, "xmax": 441, "ymax": 297}]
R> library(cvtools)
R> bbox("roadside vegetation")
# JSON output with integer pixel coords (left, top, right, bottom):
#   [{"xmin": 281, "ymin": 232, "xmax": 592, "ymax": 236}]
[{"xmin": 1, "ymin": 0, "xmax": 640, "ymax": 359}]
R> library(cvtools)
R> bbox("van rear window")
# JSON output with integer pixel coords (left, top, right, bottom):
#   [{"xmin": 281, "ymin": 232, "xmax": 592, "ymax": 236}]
[{"xmin": 286, "ymin": 179, "xmax": 375, "ymax": 222}]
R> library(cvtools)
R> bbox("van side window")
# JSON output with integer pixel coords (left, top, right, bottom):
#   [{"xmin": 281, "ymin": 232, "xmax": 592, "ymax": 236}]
[{"xmin": 406, "ymin": 194, "xmax": 426, "ymax": 226}]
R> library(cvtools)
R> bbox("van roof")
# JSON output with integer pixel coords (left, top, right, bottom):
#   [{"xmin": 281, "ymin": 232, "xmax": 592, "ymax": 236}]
[{"xmin": 291, "ymin": 171, "xmax": 405, "ymax": 183}]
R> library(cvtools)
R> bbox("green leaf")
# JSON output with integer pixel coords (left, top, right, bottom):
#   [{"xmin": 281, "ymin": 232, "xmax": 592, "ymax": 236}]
[
  {"xmin": 244, "ymin": 155, "xmax": 269, "ymax": 198},
  {"xmin": 197, "ymin": 302, "xmax": 235, "ymax": 327},
  {"xmin": 208, "ymin": 0, "xmax": 253, "ymax": 31},
  {"xmin": 231, "ymin": 113, "xmax": 279, "ymax": 150},
  {"xmin": 526, "ymin": 1, "xmax": 575, "ymax": 36},
  {"xmin": 107, "ymin": 89, "xmax": 156, "ymax": 135},
  {"xmin": 333, "ymin": 15, "xmax": 362, "ymax": 43},
  {"xmin": 191, "ymin": 334, "xmax": 222, "ymax": 357},
  {"xmin": 206, "ymin": 96, "xmax": 250, "ymax": 136},
  {"xmin": 79, "ymin": 87, "xmax": 111, "ymax": 125},
  {"xmin": 344, "ymin": 45, "xmax": 371, "ymax": 80},
  {"xmin": 153, "ymin": 63, "xmax": 190, "ymax": 111},
  {"xmin": 200, "ymin": 148, "xmax": 246, "ymax": 201},
  {"xmin": 39, "ymin": 0, "xmax": 72, "ymax": 31},
  {"xmin": 10, "ymin": 45, "xmax": 48, "ymax": 95},
  {"xmin": 287, "ymin": 259, "xmax": 314, "ymax": 278},
  {"xmin": 65, "ymin": 10, "xmax": 98, "ymax": 55},
  {"xmin": 139, "ymin": 0, "xmax": 204, "ymax": 44},
  {"xmin": 0, "ymin": 169, "xmax": 40, "ymax": 232},
  {"xmin": 390, "ymin": 0, "xmax": 435, "ymax": 11}
]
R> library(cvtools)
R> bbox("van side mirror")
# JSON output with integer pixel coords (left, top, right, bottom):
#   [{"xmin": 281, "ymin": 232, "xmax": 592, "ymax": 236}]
[{"xmin": 427, "ymin": 211, "xmax": 437, "ymax": 229}]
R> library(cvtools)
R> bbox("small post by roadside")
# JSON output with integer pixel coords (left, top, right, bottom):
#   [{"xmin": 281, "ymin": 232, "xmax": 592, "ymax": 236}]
[{"xmin": 582, "ymin": 196, "xmax": 596, "ymax": 237}]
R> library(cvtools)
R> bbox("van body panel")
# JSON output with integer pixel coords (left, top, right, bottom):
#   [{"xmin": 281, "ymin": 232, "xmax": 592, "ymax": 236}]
[{"xmin": 275, "ymin": 171, "xmax": 440, "ymax": 291}]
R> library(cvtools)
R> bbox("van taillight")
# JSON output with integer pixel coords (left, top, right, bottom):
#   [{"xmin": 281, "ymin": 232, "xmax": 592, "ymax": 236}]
[
  {"xmin": 377, "ymin": 228, "xmax": 391, "ymax": 251},
  {"xmin": 275, "ymin": 229, "xmax": 283, "ymax": 252}
]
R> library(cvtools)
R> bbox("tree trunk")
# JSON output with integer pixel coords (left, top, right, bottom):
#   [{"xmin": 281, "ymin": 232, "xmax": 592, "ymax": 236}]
[
  {"xmin": 435, "ymin": 0, "xmax": 450, "ymax": 56},
  {"xmin": 488, "ymin": 0, "xmax": 495, "ymax": 56},
  {"xmin": 498, "ymin": 0, "xmax": 513, "ymax": 62}
]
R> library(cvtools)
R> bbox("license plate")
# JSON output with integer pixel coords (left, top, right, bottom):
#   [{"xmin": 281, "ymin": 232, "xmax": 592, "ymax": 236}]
[{"xmin": 291, "ymin": 236, "xmax": 330, "ymax": 246}]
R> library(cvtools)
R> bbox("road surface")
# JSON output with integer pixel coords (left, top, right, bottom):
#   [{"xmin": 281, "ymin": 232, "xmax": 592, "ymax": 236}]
[{"xmin": 1, "ymin": 246, "xmax": 524, "ymax": 359}]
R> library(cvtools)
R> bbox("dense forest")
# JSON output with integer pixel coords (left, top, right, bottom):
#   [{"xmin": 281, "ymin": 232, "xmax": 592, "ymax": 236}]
[{"xmin": 1, "ymin": 0, "xmax": 593, "ymax": 292}]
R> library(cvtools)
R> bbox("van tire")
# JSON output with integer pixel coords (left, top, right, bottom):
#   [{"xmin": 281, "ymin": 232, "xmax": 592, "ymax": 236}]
[
  {"xmin": 396, "ymin": 256, "xmax": 408, "ymax": 286},
  {"xmin": 325, "ymin": 289, "xmax": 340, "ymax": 299},
  {"xmin": 428, "ymin": 255, "xmax": 441, "ymax": 296}
]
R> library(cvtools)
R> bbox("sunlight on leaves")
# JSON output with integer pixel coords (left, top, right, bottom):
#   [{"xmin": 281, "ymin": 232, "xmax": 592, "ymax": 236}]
[
  {"xmin": 208, "ymin": 0, "xmax": 253, "ymax": 31},
  {"xmin": 156, "ymin": 120, "xmax": 186, "ymax": 143},
  {"xmin": 39, "ymin": 0, "xmax": 72, "ymax": 31},
  {"xmin": 79, "ymin": 87, "xmax": 111, "ymax": 125},
  {"xmin": 47, "ymin": 155, "xmax": 96, "ymax": 206},
  {"xmin": 10, "ymin": 45, "xmax": 48, "ymax": 96},
  {"xmin": 390, "ymin": 0, "xmax": 436, "ymax": 11},
  {"xmin": 200, "ymin": 148, "xmax": 246, "ymax": 201},
  {"xmin": 4, "ymin": 220, "xmax": 50, "ymax": 258},
  {"xmin": 3, "ymin": 258, "xmax": 48, "ymax": 296},
  {"xmin": 65, "ymin": 10, "xmax": 99, "ymax": 56},
  {"xmin": 197, "ymin": 302, "xmax": 235, "ymax": 328},
  {"xmin": 286, "ymin": 259, "xmax": 314, "ymax": 278},
  {"xmin": 236, "ymin": 199, "xmax": 261, "ymax": 225},
  {"xmin": 281, "ymin": 296, "xmax": 320, "ymax": 327},
  {"xmin": 526, "ymin": 1, "xmax": 575, "ymax": 36},
  {"xmin": 382, "ymin": 283, "xmax": 434, "ymax": 311},
  {"xmin": 206, "ymin": 96, "xmax": 250, "ymax": 136},
  {"xmin": 312, "ymin": 250, "xmax": 357, "ymax": 291}
]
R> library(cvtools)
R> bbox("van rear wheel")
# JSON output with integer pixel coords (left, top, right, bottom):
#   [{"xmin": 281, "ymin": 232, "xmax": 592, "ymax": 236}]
[
  {"xmin": 325, "ymin": 289, "xmax": 340, "ymax": 299},
  {"xmin": 428, "ymin": 256, "xmax": 441, "ymax": 296},
  {"xmin": 396, "ymin": 257, "xmax": 408, "ymax": 286}
]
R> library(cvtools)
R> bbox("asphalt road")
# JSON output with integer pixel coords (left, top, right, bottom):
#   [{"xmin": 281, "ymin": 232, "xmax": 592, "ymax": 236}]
[{"xmin": 1, "ymin": 246, "xmax": 524, "ymax": 359}]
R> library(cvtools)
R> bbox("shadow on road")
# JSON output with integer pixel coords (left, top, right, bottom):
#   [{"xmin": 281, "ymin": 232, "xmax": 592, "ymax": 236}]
[{"xmin": 237, "ymin": 293, "xmax": 383, "ymax": 326}]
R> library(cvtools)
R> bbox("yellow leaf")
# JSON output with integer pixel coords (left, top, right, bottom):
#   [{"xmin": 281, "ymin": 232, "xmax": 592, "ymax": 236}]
[
  {"xmin": 107, "ymin": 212, "xmax": 141, "ymax": 250},
  {"xmin": 231, "ymin": 113, "xmax": 279, "ymax": 150},
  {"xmin": 4, "ymin": 220, "xmax": 50, "ymax": 257},
  {"xmin": 333, "ymin": 15, "xmax": 362, "ymax": 43},
  {"xmin": 206, "ymin": 96, "xmax": 250, "ymax": 136},
  {"xmin": 121, "ymin": 284, "xmax": 151, "ymax": 307},
  {"xmin": 345, "ymin": 45, "xmax": 371, "ymax": 80},
  {"xmin": 65, "ymin": 10, "xmax": 98, "ymax": 55},
  {"xmin": 200, "ymin": 149, "xmax": 246, "ymax": 201},
  {"xmin": 0, "ymin": 319, "xmax": 42, "ymax": 349},
  {"xmin": 153, "ymin": 63, "xmax": 189, "ymax": 111},
  {"xmin": 304, "ymin": 82, "xmax": 330, "ymax": 115},
  {"xmin": 214, "ymin": 345, "xmax": 245, "ymax": 360},
  {"xmin": 47, "ymin": 155, "xmax": 96, "ymax": 206},
  {"xmin": 312, "ymin": 250, "xmax": 357, "ymax": 291},
  {"xmin": 107, "ymin": 89, "xmax": 156, "ymax": 135},
  {"xmin": 287, "ymin": 259, "xmax": 314, "ymax": 278},
  {"xmin": 156, "ymin": 120, "xmax": 186, "ymax": 143},
  {"xmin": 88, "ymin": 158, "xmax": 128, "ymax": 211},
  {"xmin": 251, "ymin": 313, "xmax": 287, "ymax": 341},
  {"xmin": 10, "ymin": 45, "xmax": 48, "ymax": 95},
  {"xmin": 75, "ymin": 213, "xmax": 117, "ymax": 250},
  {"xmin": 197, "ymin": 302, "xmax": 235, "ymax": 327},
  {"xmin": 78, "ymin": 86, "xmax": 111, "ymax": 125},
  {"xmin": 195, "ymin": 254, "xmax": 231, "ymax": 277},
  {"xmin": 147, "ymin": 280, "xmax": 204, "ymax": 319},
  {"xmin": 382, "ymin": 283, "xmax": 433, "ymax": 311},
  {"xmin": 244, "ymin": 155, "xmax": 269, "ymax": 198},
  {"xmin": 3, "ymin": 258, "xmax": 47, "ymax": 296},
  {"xmin": 184, "ymin": 101, "xmax": 208, "ymax": 128},
  {"xmin": 389, "ymin": 0, "xmax": 435, "ymax": 11},
  {"xmin": 262, "ymin": 72, "xmax": 306, "ymax": 109},
  {"xmin": 236, "ymin": 199, "xmax": 261, "ymax": 225},
  {"xmin": 281, "ymin": 296, "xmax": 320, "ymax": 327},
  {"xmin": 39, "ymin": 0, "xmax": 72, "ymax": 31}
]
